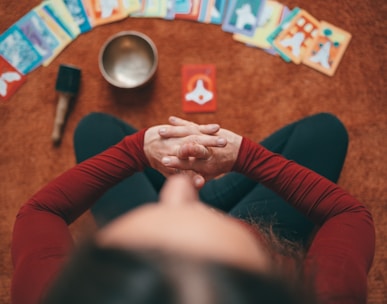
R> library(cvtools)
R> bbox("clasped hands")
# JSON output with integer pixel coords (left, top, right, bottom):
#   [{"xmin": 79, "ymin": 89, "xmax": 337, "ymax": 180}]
[{"xmin": 144, "ymin": 116, "xmax": 242, "ymax": 189}]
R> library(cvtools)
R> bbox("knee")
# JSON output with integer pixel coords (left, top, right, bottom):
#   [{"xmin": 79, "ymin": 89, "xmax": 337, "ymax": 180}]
[
  {"xmin": 310, "ymin": 112, "xmax": 349, "ymax": 144},
  {"xmin": 77, "ymin": 112, "xmax": 110, "ymax": 125}
]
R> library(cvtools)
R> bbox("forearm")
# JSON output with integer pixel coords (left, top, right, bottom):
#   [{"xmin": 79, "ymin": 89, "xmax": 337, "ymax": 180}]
[
  {"xmin": 22, "ymin": 129, "xmax": 148, "ymax": 224},
  {"xmin": 233, "ymin": 137, "xmax": 372, "ymax": 226}
]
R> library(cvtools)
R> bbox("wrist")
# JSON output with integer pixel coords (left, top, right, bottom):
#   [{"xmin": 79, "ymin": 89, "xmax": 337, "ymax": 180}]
[{"xmin": 124, "ymin": 128, "xmax": 150, "ymax": 169}]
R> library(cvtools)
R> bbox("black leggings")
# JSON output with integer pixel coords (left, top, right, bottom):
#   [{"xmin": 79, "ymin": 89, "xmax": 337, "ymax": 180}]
[{"xmin": 74, "ymin": 112, "xmax": 348, "ymax": 242}]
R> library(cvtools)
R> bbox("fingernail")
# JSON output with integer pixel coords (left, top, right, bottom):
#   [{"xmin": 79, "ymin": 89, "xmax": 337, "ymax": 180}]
[
  {"xmin": 194, "ymin": 176, "xmax": 202, "ymax": 187},
  {"xmin": 217, "ymin": 138, "xmax": 226, "ymax": 146},
  {"xmin": 209, "ymin": 124, "xmax": 219, "ymax": 131},
  {"xmin": 162, "ymin": 157, "xmax": 171, "ymax": 165},
  {"xmin": 159, "ymin": 127, "xmax": 167, "ymax": 135}
]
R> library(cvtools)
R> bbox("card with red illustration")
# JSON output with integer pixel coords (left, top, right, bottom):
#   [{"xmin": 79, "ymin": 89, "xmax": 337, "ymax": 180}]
[
  {"xmin": 0, "ymin": 55, "xmax": 27, "ymax": 102},
  {"xmin": 182, "ymin": 64, "xmax": 216, "ymax": 113}
]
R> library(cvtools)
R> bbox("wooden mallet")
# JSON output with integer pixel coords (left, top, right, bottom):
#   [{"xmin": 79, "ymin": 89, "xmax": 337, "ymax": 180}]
[{"xmin": 51, "ymin": 64, "xmax": 81, "ymax": 145}]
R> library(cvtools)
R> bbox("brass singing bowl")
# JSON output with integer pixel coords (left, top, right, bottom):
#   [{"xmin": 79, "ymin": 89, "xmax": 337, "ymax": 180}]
[{"xmin": 99, "ymin": 31, "xmax": 158, "ymax": 89}]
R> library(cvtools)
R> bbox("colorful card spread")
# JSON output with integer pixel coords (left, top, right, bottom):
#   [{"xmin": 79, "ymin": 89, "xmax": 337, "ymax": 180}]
[
  {"xmin": 0, "ymin": 55, "xmax": 27, "ymax": 102},
  {"xmin": 0, "ymin": 0, "xmax": 354, "ymax": 105},
  {"xmin": 302, "ymin": 21, "xmax": 352, "ymax": 76},
  {"xmin": 182, "ymin": 64, "xmax": 216, "ymax": 113}
]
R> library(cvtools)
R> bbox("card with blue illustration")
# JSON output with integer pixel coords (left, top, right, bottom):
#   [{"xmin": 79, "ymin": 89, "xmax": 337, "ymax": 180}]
[
  {"xmin": 34, "ymin": 4, "xmax": 73, "ymax": 66},
  {"xmin": 0, "ymin": 26, "xmax": 43, "ymax": 74},
  {"xmin": 175, "ymin": 0, "xmax": 201, "ymax": 21},
  {"xmin": 165, "ymin": 0, "xmax": 176, "ymax": 19},
  {"xmin": 233, "ymin": 1, "xmax": 285, "ymax": 50},
  {"xmin": 63, "ymin": 0, "xmax": 93, "ymax": 33},
  {"xmin": 209, "ymin": 0, "xmax": 227, "ymax": 24},
  {"xmin": 175, "ymin": 0, "xmax": 193, "ymax": 15},
  {"xmin": 15, "ymin": 11, "xmax": 58, "ymax": 62},
  {"xmin": 41, "ymin": 0, "xmax": 81, "ymax": 39},
  {"xmin": 222, "ymin": 0, "xmax": 266, "ymax": 36},
  {"xmin": 198, "ymin": 0, "xmax": 226, "ymax": 24}
]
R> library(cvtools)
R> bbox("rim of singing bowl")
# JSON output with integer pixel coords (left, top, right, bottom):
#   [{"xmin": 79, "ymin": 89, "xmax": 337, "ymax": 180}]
[{"xmin": 98, "ymin": 31, "xmax": 158, "ymax": 89}]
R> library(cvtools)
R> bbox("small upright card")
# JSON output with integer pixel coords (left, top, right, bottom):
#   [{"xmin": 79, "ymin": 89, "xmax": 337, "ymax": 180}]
[
  {"xmin": 182, "ymin": 64, "xmax": 216, "ymax": 113},
  {"xmin": 302, "ymin": 21, "xmax": 352, "ymax": 76},
  {"xmin": 222, "ymin": 0, "xmax": 266, "ymax": 36},
  {"xmin": 0, "ymin": 55, "xmax": 27, "ymax": 102},
  {"xmin": 272, "ymin": 9, "xmax": 320, "ymax": 64}
]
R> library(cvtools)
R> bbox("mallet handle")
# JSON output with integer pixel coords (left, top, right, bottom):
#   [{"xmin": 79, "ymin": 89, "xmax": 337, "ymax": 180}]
[{"xmin": 51, "ymin": 93, "xmax": 71, "ymax": 144}]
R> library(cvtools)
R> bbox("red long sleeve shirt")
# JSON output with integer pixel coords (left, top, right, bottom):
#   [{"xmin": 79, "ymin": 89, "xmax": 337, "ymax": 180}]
[{"xmin": 11, "ymin": 132, "xmax": 375, "ymax": 304}]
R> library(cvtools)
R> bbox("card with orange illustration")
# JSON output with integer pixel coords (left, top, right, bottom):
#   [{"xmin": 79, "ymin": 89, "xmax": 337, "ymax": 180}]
[
  {"xmin": 302, "ymin": 21, "xmax": 352, "ymax": 76},
  {"xmin": 182, "ymin": 64, "xmax": 216, "ymax": 113},
  {"xmin": 272, "ymin": 9, "xmax": 320, "ymax": 64},
  {"xmin": 83, "ymin": 0, "xmax": 127, "ymax": 26}
]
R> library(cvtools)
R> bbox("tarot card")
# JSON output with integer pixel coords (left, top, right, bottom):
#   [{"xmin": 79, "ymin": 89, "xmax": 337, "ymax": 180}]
[
  {"xmin": 63, "ymin": 0, "xmax": 93, "ymax": 33},
  {"xmin": 302, "ymin": 21, "xmax": 352, "ymax": 76},
  {"xmin": 263, "ymin": 5, "xmax": 290, "ymax": 55},
  {"xmin": 15, "ymin": 11, "xmax": 55, "ymax": 61},
  {"xmin": 42, "ymin": 0, "xmax": 81, "ymax": 39},
  {"xmin": 0, "ymin": 26, "xmax": 43, "ymax": 74},
  {"xmin": 222, "ymin": 0, "xmax": 266, "ymax": 36},
  {"xmin": 272, "ymin": 9, "xmax": 320, "ymax": 64},
  {"xmin": 34, "ymin": 5, "xmax": 73, "ymax": 66},
  {"xmin": 0, "ymin": 55, "xmax": 27, "ymax": 102},
  {"xmin": 175, "ymin": 0, "xmax": 192, "ymax": 15},
  {"xmin": 165, "ymin": 0, "xmax": 176, "ymax": 19},
  {"xmin": 122, "ymin": 0, "xmax": 141, "ymax": 15},
  {"xmin": 233, "ymin": 1, "xmax": 284, "ymax": 50},
  {"xmin": 198, "ymin": 0, "xmax": 214, "ymax": 23},
  {"xmin": 83, "ymin": 0, "xmax": 127, "ymax": 26},
  {"xmin": 182, "ymin": 64, "xmax": 216, "ymax": 113},
  {"xmin": 209, "ymin": 0, "xmax": 227, "ymax": 24},
  {"xmin": 175, "ymin": 0, "xmax": 201, "ymax": 21},
  {"xmin": 266, "ymin": 7, "xmax": 301, "ymax": 62}
]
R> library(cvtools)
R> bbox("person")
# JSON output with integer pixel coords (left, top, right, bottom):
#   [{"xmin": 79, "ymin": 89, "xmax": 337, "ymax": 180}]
[{"xmin": 11, "ymin": 113, "xmax": 375, "ymax": 304}]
